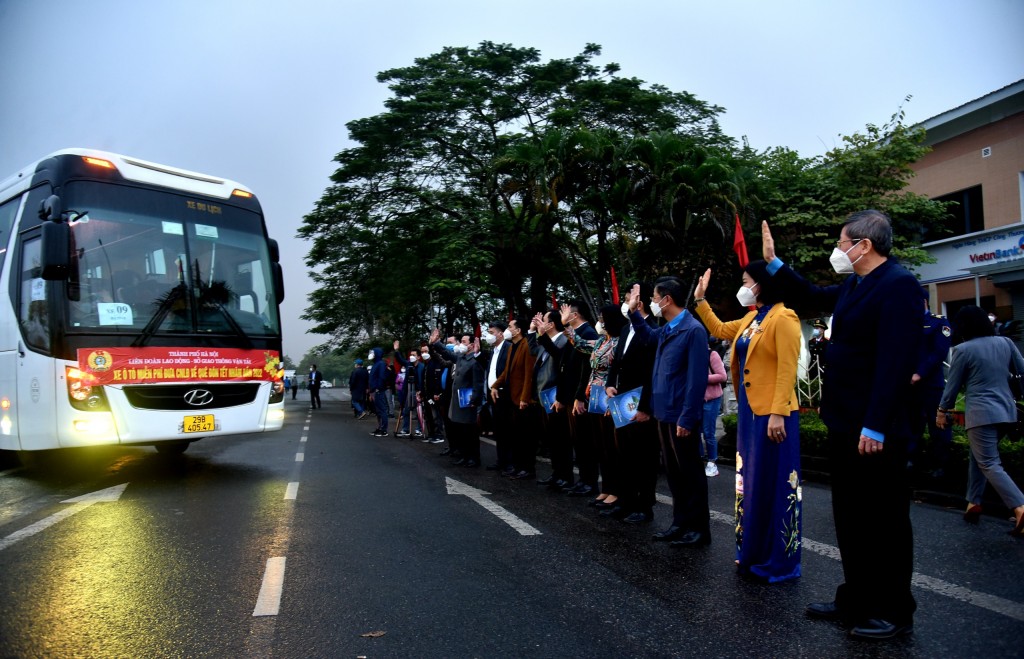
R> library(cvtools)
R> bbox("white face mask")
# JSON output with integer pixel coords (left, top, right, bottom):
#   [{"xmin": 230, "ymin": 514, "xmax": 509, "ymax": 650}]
[
  {"xmin": 503, "ymin": 329, "xmax": 513, "ymax": 341},
  {"xmin": 595, "ymin": 321, "xmax": 605, "ymax": 336},
  {"xmin": 650, "ymin": 298, "xmax": 665, "ymax": 318},
  {"xmin": 621, "ymin": 302, "xmax": 630, "ymax": 318},
  {"xmin": 408, "ymin": 355, "xmax": 417, "ymax": 363},
  {"xmin": 829, "ymin": 240, "xmax": 863, "ymax": 275},
  {"xmin": 454, "ymin": 344, "xmax": 468, "ymax": 354},
  {"xmin": 421, "ymin": 352, "xmax": 430, "ymax": 361},
  {"xmin": 483, "ymin": 332, "xmax": 497, "ymax": 346},
  {"xmin": 989, "ymin": 315, "xmax": 997, "ymax": 324},
  {"xmin": 735, "ymin": 283, "xmax": 758, "ymax": 307},
  {"xmin": 812, "ymin": 329, "xmax": 821, "ymax": 338},
  {"xmin": 366, "ymin": 351, "xmax": 374, "ymax": 360}
]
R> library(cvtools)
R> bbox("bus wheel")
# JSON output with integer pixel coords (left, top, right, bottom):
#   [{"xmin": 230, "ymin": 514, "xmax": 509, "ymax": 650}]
[{"xmin": 155, "ymin": 441, "xmax": 190, "ymax": 455}]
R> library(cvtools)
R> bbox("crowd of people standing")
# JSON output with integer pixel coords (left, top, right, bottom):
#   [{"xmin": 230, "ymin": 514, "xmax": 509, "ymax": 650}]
[{"xmin": 330, "ymin": 208, "xmax": 1024, "ymax": 643}]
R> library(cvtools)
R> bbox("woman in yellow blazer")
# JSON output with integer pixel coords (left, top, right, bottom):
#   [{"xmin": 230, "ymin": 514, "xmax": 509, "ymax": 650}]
[{"xmin": 693, "ymin": 260, "xmax": 802, "ymax": 583}]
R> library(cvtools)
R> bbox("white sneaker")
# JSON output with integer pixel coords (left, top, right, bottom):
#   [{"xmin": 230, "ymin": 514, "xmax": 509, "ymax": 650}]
[{"xmin": 705, "ymin": 462, "xmax": 719, "ymax": 477}]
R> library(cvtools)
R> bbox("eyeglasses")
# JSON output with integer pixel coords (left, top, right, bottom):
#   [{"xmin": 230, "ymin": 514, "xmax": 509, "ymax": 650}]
[{"xmin": 835, "ymin": 238, "xmax": 863, "ymax": 249}]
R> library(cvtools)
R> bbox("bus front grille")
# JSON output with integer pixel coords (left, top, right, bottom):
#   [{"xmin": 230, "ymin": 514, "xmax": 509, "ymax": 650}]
[{"xmin": 121, "ymin": 383, "xmax": 261, "ymax": 410}]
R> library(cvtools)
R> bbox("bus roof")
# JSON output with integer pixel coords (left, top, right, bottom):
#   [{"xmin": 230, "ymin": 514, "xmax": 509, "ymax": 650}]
[{"xmin": 0, "ymin": 148, "xmax": 255, "ymax": 201}]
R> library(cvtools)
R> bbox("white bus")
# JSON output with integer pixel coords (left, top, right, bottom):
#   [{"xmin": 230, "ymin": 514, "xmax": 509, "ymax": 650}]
[{"xmin": 0, "ymin": 149, "xmax": 286, "ymax": 455}]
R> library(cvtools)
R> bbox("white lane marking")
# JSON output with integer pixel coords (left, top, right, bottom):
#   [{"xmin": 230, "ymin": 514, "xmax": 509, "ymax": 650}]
[
  {"xmin": 446, "ymin": 477, "xmax": 540, "ymax": 536},
  {"xmin": 0, "ymin": 484, "xmax": 128, "ymax": 552},
  {"xmin": 253, "ymin": 557, "xmax": 287, "ymax": 616},
  {"xmin": 284, "ymin": 482, "xmax": 299, "ymax": 500},
  {"xmin": 655, "ymin": 493, "xmax": 1024, "ymax": 621},
  {"xmin": 295, "ymin": 453, "xmax": 304, "ymax": 462},
  {"xmin": 300, "ymin": 436, "xmax": 307, "ymax": 443},
  {"xmin": 303, "ymin": 426, "xmax": 309, "ymax": 431}
]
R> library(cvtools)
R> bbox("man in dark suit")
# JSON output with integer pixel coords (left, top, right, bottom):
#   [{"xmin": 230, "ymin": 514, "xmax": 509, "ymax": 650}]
[
  {"xmin": 554, "ymin": 300, "xmax": 600, "ymax": 496},
  {"xmin": 911, "ymin": 300, "xmax": 952, "ymax": 476},
  {"xmin": 763, "ymin": 210, "xmax": 922, "ymax": 641},
  {"xmin": 482, "ymin": 320, "xmax": 514, "ymax": 473},
  {"xmin": 605, "ymin": 282, "xmax": 659, "ymax": 524},
  {"xmin": 530, "ymin": 311, "xmax": 572, "ymax": 489},
  {"xmin": 308, "ymin": 364, "xmax": 323, "ymax": 410}
]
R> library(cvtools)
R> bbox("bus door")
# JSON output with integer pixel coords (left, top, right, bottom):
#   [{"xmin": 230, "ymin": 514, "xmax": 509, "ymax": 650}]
[{"xmin": 14, "ymin": 231, "xmax": 59, "ymax": 450}]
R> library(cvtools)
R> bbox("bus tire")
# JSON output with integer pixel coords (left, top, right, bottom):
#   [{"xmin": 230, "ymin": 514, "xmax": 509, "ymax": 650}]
[{"xmin": 155, "ymin": 441, "xmax": 190, "ymax": 455}]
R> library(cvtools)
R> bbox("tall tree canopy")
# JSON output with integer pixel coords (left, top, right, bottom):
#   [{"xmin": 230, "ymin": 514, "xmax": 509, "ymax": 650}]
[{"xmin": 300, "ymin": 43, "xmax": 946, "ymax": 352}]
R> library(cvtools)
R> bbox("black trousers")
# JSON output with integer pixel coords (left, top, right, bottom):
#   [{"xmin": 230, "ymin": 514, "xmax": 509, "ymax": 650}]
[
  {"xmin": 544, "ymin": 407, "xmax": 573, "ymax": 482},
  {"xmin": 451, "ymin": 421, "xmax": 480, "ymax": 462},
  {"xmin": 656, "ymin": 421, "xmax": 710, "ymax": 534},
  {"xmin": 569, "ymin": 410, "xmax": 599, "ymax": 488},
  {"xmin": 617, "ymin": 417, "xmax": 660, "ymax": 514},
  {"xmin": 492, "ymin": 395, "xmax": 515, "ymax": 468},
  {"xmin": 829, "ymin": 429, "xmax": 916, "ymax": 625},
  {"xmin": 310, "ymin": 387, "xmax": 321, "ymax": 409},
  {"xmin": 512, "ymin": 404, "xmax": 541, "ymax": 474}
]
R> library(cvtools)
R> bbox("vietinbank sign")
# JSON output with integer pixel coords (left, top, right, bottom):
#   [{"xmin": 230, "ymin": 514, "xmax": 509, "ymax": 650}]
[
  {"xmin": 967, "ymin": 235, "xmax": 1024, "ymax": 263},
  {"xmin": 916, "ymin": 223, "xmax": 1024, "ymax": 283}
]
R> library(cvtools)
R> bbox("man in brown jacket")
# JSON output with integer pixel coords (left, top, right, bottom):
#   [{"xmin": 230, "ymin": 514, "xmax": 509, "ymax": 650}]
[{"xmin": 491, "ymin": 316, "xmax": 538, "ymax": 479}]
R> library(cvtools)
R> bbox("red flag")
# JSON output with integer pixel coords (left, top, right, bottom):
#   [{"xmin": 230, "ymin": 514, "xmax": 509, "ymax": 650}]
[
  {"xmin": 733, "ymin": 214, "xmax": 750, "ymax": 269},
  {"xmin": 551, "ymin": 293, "xmax": 558, "ymax": 310},
  {"xmin": 610, "ymin": 267, "xmax": 620, "ymax": 305}
]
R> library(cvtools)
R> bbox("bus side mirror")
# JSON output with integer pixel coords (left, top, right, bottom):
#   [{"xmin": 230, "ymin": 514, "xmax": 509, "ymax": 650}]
[
  {"xmin": 268, "ymin": 238, "xmax": 280, "ymax": 263},
  {"xmin": 273, "ymin": 263, "xmax": 285, "ymax": 303},
  {"xmin": 39, "ymin": 194, "xmax": 63, "ymax": 221},
  {"xmin": 41, "ymin": 221, "xmax": 70, "ymax": 280}
]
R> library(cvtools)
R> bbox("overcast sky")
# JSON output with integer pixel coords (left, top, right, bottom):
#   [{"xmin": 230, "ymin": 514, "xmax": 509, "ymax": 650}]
[{"xmin": 1, "ymin": 0, "xmax": 1021, "ymax": 360}]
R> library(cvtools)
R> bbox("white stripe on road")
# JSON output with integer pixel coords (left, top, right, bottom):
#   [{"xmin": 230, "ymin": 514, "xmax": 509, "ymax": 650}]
[
  {"xmin": 446, "ymin": 477, "xmax": 541, "ymax": 536},
  {"xmin": 303, "ymin": 425, "xmax": 309, "ymax": 431},
  {"xmin": 253, "ymin": 557, "xmax": 287, "ymax": 616},
  {"xmin": 295, "ymin": 453, "xmax": 304, "ymax": 462},
  {"xmin": 0, "ymin": 504, "xmax": 88, "ymax": 552},
  {"xmin": 284, "ymin": 482, "xmax": 299, "ymax": 500},
  {"xmin": 300, "ymin": 435, "xmax": 307, "ymax": 443}
]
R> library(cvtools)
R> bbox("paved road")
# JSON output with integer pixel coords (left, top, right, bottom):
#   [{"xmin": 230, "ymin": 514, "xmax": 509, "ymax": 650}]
[{"xmin": 0, "ymin": 391, "xmax": 1022, "ymax": 657}]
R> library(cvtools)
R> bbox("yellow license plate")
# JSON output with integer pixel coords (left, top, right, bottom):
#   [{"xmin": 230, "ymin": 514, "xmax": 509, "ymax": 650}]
[{"xmin": 183, "ymin": 414, "xmax": 215, "ymax": 433}]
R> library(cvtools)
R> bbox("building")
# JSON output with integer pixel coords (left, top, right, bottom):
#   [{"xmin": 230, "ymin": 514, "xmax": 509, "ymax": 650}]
[{"xmin": 908, "ymin": 79, "xmax": 1024, "ymax": 340}]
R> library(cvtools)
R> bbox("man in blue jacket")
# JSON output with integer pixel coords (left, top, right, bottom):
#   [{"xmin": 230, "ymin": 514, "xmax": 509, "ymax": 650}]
[
  {"xmin": 626, "ymin": 277, "xmax": 711, "ymax": 547},
  {"xmin": 367, "ymin": 347, "xmax": 389, "ymax": 436},
  {"xmin": 762, "ymin": 211, "xmax": 922, "ymax": 641}
]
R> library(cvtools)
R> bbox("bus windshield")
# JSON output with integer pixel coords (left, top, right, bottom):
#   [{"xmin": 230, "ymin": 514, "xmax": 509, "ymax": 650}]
[{"xmin": 61, "ymin": 181, "xmax": 280, "ymax": 338}]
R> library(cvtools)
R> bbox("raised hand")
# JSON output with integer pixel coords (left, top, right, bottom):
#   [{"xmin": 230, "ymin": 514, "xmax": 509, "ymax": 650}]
[
  {"xmin": 429, "ymin": 327, "xmax": 440, "ymax": 344},
  {"xmin": 628, "ymin": 283, "xmax": 641, "ymax": 312},
  {"xmin": 694, "ymin": 269, "xmax": 712, "ymax": 299},
  {"xmin": 393, "ymin": 339, "xmax": 400, "ymax": 351},
  {"xmin": 559, "ymin": 303, "xmax": 572, "ymax": 327},
  {"xmin": 762, "ymin": 221, "xmax": 776, "ymax": 262}
]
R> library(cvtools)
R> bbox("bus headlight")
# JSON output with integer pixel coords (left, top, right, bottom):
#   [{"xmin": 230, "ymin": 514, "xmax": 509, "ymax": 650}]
[
  {"xmin": 73, "ymin": 416, "xmax": 114, "ymax": 435},
  {"xmin": 66, "ymin": 366, "xmax": 110, "ymax": 411}
]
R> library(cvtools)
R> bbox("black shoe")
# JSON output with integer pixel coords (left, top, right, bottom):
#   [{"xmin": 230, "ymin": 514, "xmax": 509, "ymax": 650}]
[
  {"xmin": 536, "ymin": 475, "xmax": 555, "ymax": 485},
  {"xmin": 512, "ymin": 471, "xmax": 536, "ymax": 480},
  {"xmin": 485, "ymin": 463, "xmax": 501, "ymax": 471},
  {"xmin": 451, "ymin": 458, "xmax": 467, "ymax": 466},
  {"xmin": 439, "ymin": 447, "xmax": 452, "ymax": 456},
  {"xmin": 599, "ymin": 506, "xmax": 628, "ymax": 519},
  {"xmin": 652, "ymin": 525, "xmax": 684, "ymax": 541},
  {"xmin": 567, "ymin": 484, "xmax": 595, "ymax": 497},
  {"xmin": 849, "ymin": 619, "xmax": 913, "ymax": 640},
  {"xmin": 550, "ymin": 479, "xmax": 572, "ymax": 491},
  {"xmin": 622, "ymin": 511, "xmax": 653, "ymax": 525},
  {"xmin": 669, "ymin": 531, "xmax": 710, "ymax": 547},
  {"xmin": 501, "ymin": 466, "xmax": 516, "ymax": 477},
  {"xmin": 461, "ymin": 459, "xmax": 479, "ymax": 468},
  {"xmin": 806, "ymin": 601, "xmax": 845, "ymax": 622}
]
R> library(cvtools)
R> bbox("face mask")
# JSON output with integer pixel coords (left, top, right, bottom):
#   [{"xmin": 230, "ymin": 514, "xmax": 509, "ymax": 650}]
[
  {"xmin": 483, "ymin": 332, "xmax": 496, "ymax": 346},
  {"xmin": 445, "ymin": 344, "xmax": 455, "ymax": 353},
  {"xmin": 735, "ymin": 284, "xmax": 758, "ymax": 307},
  {"xmin": 812, "ymin": 329, "xmax": 821, "ymax": 338},
  {"xmin": 454, "ymin": 344, "xmax": 468, "ymax": 354},
  {"xmin": 408, "ymin": 355, "xmax": 417, "ymax": 363},
  {"xmin": 595, "ymin": 321, "xmax": 605, "ymax": 336},
  {"xmin": 503, "ymin": 329, "xmax": 513, "ymax": 341},
  {"xmin": 621, "ymin": 302, "xmax": 630, "ymax": 318},
  {"xmin": 829, "ymin": 240, "xmax": 863, "ymax": 275},
  {"xmin": 421, "ymin": 352, "xmax": 430, "ymax": 361},
  {"xmin": 366, "ymin": 351, "xmax": 374, "ymax": 360},
  {"xmin": 650, "ymin": 298, "xmax": 664, "ymax": 318},
  {"xmin": 989, "ymin": 315, "xmax": 997, "ymax": 323}
]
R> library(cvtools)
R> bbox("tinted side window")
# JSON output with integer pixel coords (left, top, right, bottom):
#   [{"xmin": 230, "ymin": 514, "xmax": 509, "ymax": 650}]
[
  {"xmin": 0, "ymin": 195, "xmax": 20, "ymax": 274},
  {"xmin": 19, "ymin": 236, "xmax": 50, "ymax": 352}
]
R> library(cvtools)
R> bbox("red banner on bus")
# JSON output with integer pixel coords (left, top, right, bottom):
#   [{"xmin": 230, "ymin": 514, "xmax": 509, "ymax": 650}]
[{"xmin": 76, "ymin": 347, "xmax": 282, "ymax": 385}]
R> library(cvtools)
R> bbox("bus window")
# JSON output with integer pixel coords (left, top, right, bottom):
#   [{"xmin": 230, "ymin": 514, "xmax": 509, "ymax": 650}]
[
  {"xmin": 19, "ymin": 236, "xmax": 50, "ymax": 351},
  {"xmin": 0, "ymin": 196, "xmax": 19, "ymax": 274}
]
